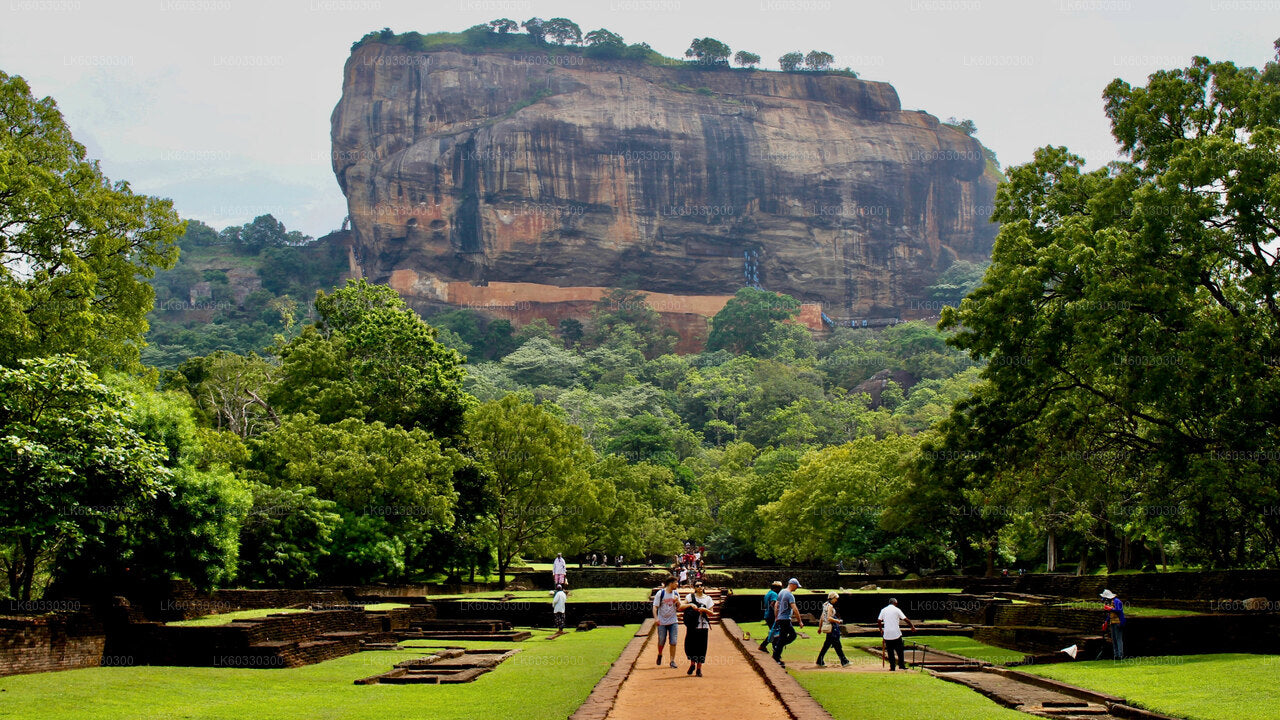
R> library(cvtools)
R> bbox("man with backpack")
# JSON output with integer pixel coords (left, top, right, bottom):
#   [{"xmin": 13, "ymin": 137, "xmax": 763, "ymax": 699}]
[
  {"xmin": 652, "ymin": 576, "xmax": 681, "ymax": 668},
  {"xmin": 758, "ymin": 580, "xmax": 783, "ymax": 652}
]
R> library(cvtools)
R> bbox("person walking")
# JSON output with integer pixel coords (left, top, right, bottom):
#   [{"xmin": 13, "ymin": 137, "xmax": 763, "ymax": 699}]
[
  {"xmin": 1100, "ymin": 589, "xmax": 1126, "ymax": 659},
  {"xmin": 680, "ymin": 580, "xmax": 715, "ymax": 676},
  {"xmin": 551, "ymin": 583, "xmax": 567, "ymax": 634},
  {"xmin": 758, "ymin": 580, "xmax": 783, "ymax": 652},
  {"xmin": 877, "ymin": 597, "xmax": 916, "ymax": 671},
  {"xmin": 816, "ymin": 592, "xmax": 849, "ymax": 667},
  {"xmin": 552, "ymin": 553, "xmax": 567, "ymax": 588},
  {"xmin": 771, "ymin": 578, "xmax": 804, "ymax": 667},
  {"xmin": 652, "ymin": 576, "xmax": 681, "ymax": 668}
]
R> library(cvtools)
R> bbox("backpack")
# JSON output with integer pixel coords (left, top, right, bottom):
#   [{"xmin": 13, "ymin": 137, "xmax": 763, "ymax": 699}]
[{"xmin": 683, "ymin": 596, "xmax": 703, "ymax": 628}]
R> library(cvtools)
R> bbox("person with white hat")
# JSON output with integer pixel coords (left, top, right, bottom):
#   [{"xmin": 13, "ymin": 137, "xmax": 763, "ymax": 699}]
[
  {"xmin": 770, "ymin": 578, "xmax": 804, "ymax": 667},
  {"xmin": 1100, "ymin": 589, "xmax": 1126, "ymax": 659}
]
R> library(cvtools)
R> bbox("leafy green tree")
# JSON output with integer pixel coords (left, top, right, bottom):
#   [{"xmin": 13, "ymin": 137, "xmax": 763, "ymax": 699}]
[
  {"xmin": 501, "ymin": 336, "xmax": 583, "ymax": 387},
  {"xmin": 733, "ymin": 50, "xmax": 761, "ymax": 68},
  {"xmin": 758, "ymin": 434, "xmax": 920, "ymax": 564},
  {"xmin": 488, "ymin": 18, "xmax": 518, "ymax": 34},
  {"xmin": 685, "ymin": 38, "xmax": 731, "ymax": 66},
  {"xmin": 0, "ymin": 357, "xmax": 170, "ymax": 599},
  {"xmin": 587, "ymin": 289, "xmax": 676, "ymax": 359},
  {"xmin": 544, "ymin": 17, "xmax": 582, "ymax": 46},
  {"xmin": 273, "ymin": 279, "xmax": 473, "ymax": 439},
  {"xmin": 585, "ymin": 28, "xmax": 624, "ymax": 48},
  {"xmin": 804, "ymin": 50, "xmax": 834, "ymax": 71},
  {"xmin": 248, "ymin": 414, "xmax": 461, "ymax": 582},
  {"xmin": 0, "ymin": 71, "xmax": 183, "ymax": 370},
  {"xmin": 706, "ymin": 287, "xmax": 801, "ymax": 355},
  {"xmin": 779, "ymin": 52, "xmax": 804, "ymax": 71},
  {"xmin": 237, "ymin": 482, "xmax": 341, "ymax": 587},
  {"xmin": 521, "ymin": 17, "xmax": 546, "ymax": 44},
  {"xmin": 467, "ymin": 395, "xmax": 595, "ymax": 585},
  {"xmin": 558, "ymin": 317, "xmax": 584, "ymax": 347},
  {"xmin": 932, "ymin": 49, "xmax": 1280, "ymax": 568},
  {"xmin": 925, "ymin": 260, "xmax": 989, "ymax": 306}
]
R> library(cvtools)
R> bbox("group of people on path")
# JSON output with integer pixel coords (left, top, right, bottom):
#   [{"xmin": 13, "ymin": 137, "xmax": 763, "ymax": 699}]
[
  {"xmin": 651, "ymin": 575, "xmax": 716, "ymax": 677},
  {"xmin": 757, "ymin": 579, "xmax": 917, "ymax": 670}
]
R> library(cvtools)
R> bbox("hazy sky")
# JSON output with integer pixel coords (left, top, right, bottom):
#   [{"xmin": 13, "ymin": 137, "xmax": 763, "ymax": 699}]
[{"xmin": 2, "ymin": 0, "xmax": 1275, "ymax": 237}]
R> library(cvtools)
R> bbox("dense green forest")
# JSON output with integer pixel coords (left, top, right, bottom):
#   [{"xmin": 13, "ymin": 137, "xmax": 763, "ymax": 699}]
[{"xmin": 3, "ymin": 43, "xmax": 1279, "ymax": 601}]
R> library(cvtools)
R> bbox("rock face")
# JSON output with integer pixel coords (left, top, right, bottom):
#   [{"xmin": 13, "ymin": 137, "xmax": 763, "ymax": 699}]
[{"xmin": 330, "ymin": 44, "xmax": 999, "ymax": 325}]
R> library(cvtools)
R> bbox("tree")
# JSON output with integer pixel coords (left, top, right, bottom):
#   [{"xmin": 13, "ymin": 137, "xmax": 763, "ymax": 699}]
[
  {"xmin": 706, "ymin": 287, "xmax": 802, "ymax": 355},
  {"xmin": 544, "ymin": 17, "xmax": 582, "ymax": 46},
  {"xmin": 467, "ymin": 395, "xmax": 595, "ymax": 585},
  {"xmin": 945, "ymin": 117, "xmax": 978, "ymax": 136},
  {"xmin": 804, "ymin": 50, "xmax": 835, "ymax": 71},
  {"xmin": 521, "ymin": 17, "xmax": 546, "ymax": 44},
  {"xmin": 585, "ymin": 28, "xmax": 624, "ymax": 48},
  {"xmin": 558, "ymin": 317, "xmax": 584, "ymax": 347},
  {"xmin": 0, "ymin": 71, "xmax": 183, "ymax": 371},
  {"xmin": 0, "ymin": 357, "xmax": 168, "ymax": 599},
  {"xmin": 931, "ymin": 50, "xmax": 1280, "ymax": 569},
  {"xmin": 272, "ymin": 279, "xmax": 474, "ymax": 439},
  {"xmin": 685, "ymin": 38, "xmax": 731, "ymax": 67},
  {"xmin": 237, "ymin": 482, "xmax": 340, "ymax": 587},
  {"xmin": 733, "ymin": 50, "xmax": 761, "ymax": 68},
  {"xmin": 247, "ymin": 414, "xmax": 461, "ymax": 583},
  {"xmin": 501, "ymin": 336, "xmax": 583, "ymax": 387},
  {"xmin": 488, "ymin": 18, "xmax": 518, "ymax": 34},
  {"xmin": 779, "ymin": 52, "xmax": 804, "ymax": 71}
]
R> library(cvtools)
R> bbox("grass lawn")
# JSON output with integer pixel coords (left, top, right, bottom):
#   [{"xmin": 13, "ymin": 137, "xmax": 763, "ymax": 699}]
[
  {"xmin": 0, "ymin": 626, "xmax": 635, "ymax": 720},
  {"xmin": 795, "ymin": 665, "xmax": 1025, "ymax": 719},
  {"xmin": 1021, "ymin": 654, "xmax": 1280, "ymax": 720},
  {"xmin": 430, "ymin": 587, "xmax": 652, "ymax": 603},
  {"xmin": 166, "ymin": 604, "xmax": 411, "ymax": 627},
  {"xmin": 909, "ymin": 636, "xmax": 1028, "ymax": 665}
]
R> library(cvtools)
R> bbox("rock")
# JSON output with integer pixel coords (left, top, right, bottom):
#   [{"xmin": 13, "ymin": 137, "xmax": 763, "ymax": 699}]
[
  {"xmin": 1243, "ymin": 597, "xmax": 1269, "ymax": 611},
  {"xmin": 330, "ymin": 45, "xmax": 999, "ymax": 343},
  {"xmin": 860, "ymin": 584, "xmax": 879, "ymax": 591},
  {"xmin": 575, "ymin": 621, "xmax": 597, "ymax": 632}
]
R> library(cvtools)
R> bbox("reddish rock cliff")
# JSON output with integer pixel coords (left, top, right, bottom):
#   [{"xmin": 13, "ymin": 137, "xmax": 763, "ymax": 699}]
[{"xmin": 330, "ymin": 44, "xmax": 998, "ymax": 326}]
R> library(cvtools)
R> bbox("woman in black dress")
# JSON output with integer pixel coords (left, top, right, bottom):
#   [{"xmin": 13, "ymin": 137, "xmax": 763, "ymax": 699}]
[{"xmin": 680, "ymin": 581, "xmax": 715, "ymax": 676}]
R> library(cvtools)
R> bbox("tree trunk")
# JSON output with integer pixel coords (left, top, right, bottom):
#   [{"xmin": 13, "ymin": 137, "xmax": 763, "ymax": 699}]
[
  {"xmin": 985, "ymin": 547, "xmax": 996, "ymax": 577},
  {"xmin": 1159, "ymin": 539, "xmax": 1168, "ymax": 571},
  {"xmin": 1046, "ymin": 532, "xmax": 1058, "ymax": 572},
  {"xmin": 1076, "ymin": 547, "xmax": 1088, "ymax": 577}
]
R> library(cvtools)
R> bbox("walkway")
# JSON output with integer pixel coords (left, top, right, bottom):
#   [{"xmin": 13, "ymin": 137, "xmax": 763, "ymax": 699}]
[{"xmin": 605, "ymin": 621, "xmax": 788, "ymax": 719}]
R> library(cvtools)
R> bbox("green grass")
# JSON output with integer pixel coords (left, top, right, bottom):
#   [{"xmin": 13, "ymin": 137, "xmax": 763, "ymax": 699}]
[
  {"xmin": 166, "ymin": 604, "xmax": 411, "ymax": 627},
  {"xmin": 795, "ymin": 666, "xmax": 1025, "ymax": 719},
  {"xmin": 1022, "ymin": 654, "xmax": 1280, "ymax": 720},
  {"xmin": 435, "ymin": 587, "xmax": 651, "ymax": 603},
  {"xmin": 167, "ymin": 607, "xmax": 310, "ymax": 627},
  {"xmin": 0, "ymin": 626, "xmax": 635, "ymax": 720},
  {"xmin": 909, "ymin": 636, "xmax": 1028, "ymax": 665}
]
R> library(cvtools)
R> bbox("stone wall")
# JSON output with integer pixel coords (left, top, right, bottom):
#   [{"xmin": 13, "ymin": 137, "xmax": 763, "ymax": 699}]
[
  {"xmin": 0, "ymin": 614, "xmax": 104, "ymax": 677},
  {"xmin": 1013, "ymin": 570, "xmax": 1280, "ymax": 602}
]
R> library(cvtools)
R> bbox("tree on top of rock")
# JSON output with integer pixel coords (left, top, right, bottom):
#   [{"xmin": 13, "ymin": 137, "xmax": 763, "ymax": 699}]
[
  {"xmin": 686, "ymin": 37, "xmax": 731, "ymax": 67},
  {"xmin": 779, "ymin": 52, "xmax": 804, "ymax": 71},
  {"xmin": 804, "ymin": 51, "xmax": 835, "ymax": 71},
  {"xmin": 585, "ymin": 28, "xmax": 624, "ymax": 48},
  {"xmin": 521, "ymin": 17, "xmax": 546, "ymax": 43},
  {"xmin": 545, "ymin": 18, "xmax": 582, "ymax": 46},
  {"xmin": 734, "ymin": 50, "xmax": 761, "ymax": 68},
  {"xmin": 488, "ymin": 18, "xmax": 518, "ymax": 34}
]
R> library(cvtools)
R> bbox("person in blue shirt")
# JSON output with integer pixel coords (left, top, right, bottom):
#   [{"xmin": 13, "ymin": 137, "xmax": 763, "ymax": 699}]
[
  {"xmin": 771, "ymin": 578, "xmax": 804, "ymax": 667},
  {"xmin": 1101, "ymin": 589, "xmax": 1126, "ymax": 659},
  {"xmin": 757, "ymin": 580, "xmax": 783, "ymax": 653}
]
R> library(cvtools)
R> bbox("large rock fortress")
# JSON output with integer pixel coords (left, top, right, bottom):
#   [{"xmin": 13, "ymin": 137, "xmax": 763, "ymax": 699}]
[{"xmin": 330, "ymin": 42, "xmax": 998, "ymax": 340}]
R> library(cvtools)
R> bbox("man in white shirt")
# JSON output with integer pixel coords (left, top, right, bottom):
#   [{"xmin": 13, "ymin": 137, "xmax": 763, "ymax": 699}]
[
  {"xmin": 552, "ymin": 584, "xmax": 567, "ymax": 634},
  {"xmin": 552, "ymin": 553, "xmax": 568, "ymax": 588},
  {"xmin": 877, "ymin": 598, "xmax": 916, "ymax": 671}
]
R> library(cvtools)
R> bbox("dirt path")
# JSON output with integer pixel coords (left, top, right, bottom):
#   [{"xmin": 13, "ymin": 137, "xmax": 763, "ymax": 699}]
[{"xmin": 605, "ymin": 622, "xmax": 790, "ymax": 720}]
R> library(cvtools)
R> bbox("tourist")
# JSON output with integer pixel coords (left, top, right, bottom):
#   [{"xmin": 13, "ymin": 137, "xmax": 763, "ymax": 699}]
[
  {"xmin": 1100, "ymin": 589, "xmax": 1126, "ymax": 659},
  {"xmin": 679, "ymin": 566, "xmax": 689, "ymax": 586},
  {"xmin": 616, "ymin": 554, "xmax": 623, "ymax": 568},
  {"xmin": 758, "ymin": 580, "xmax": 783, "ymax": 652},
  {"xmin": 816, "ymin": 592, "xmax": 849, "ymax": 667},
  {"xmin": 551, "ymin": 583, "xmax": 567, "ymax": 633},
  {"xmin": 652, "ymin": 576, "xmax": 681, "ymax": 668},
  {"xmin": 877, "ymin": 597, "xmax": 916, "ymax": 671},
  {"xmin": 552, "ymin": 552, "xmax": 567, "ymax": 588},
  {"xmin": 771, "ymin": 578, "xmax": 803, "ymax": 667},
  {"xmin": 591, "ymin": 552, "xmax": 598, "ymax": 566},
  {"xmin": 680, "ymin": 580, "xmax": 715, "ymax": 676}
]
